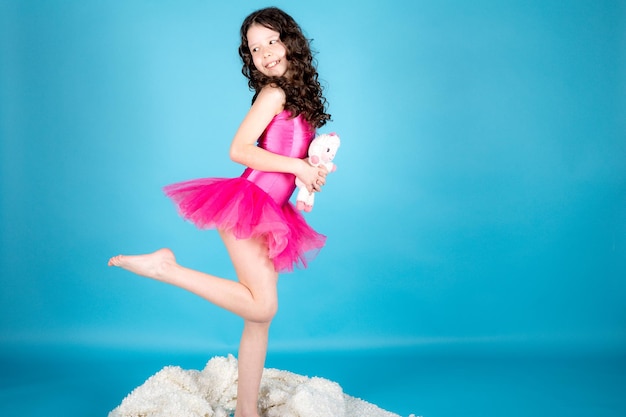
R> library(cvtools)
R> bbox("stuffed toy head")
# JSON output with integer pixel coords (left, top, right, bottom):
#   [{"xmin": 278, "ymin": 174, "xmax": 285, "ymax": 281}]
[{"xmin": 307, "ymin": 133, "xmax": 340, "ymax": 167}]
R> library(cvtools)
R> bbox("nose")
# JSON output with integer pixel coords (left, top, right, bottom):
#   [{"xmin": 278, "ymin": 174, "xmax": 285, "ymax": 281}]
[{"xmin": 259, "ymin": 44, "xmax": 273, "ymax": 56}]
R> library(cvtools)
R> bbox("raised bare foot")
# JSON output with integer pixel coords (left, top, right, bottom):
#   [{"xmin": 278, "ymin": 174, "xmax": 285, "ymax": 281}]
[{"xmin": 108, "ymin": 248, "xmax": 176, "ymax": 281}]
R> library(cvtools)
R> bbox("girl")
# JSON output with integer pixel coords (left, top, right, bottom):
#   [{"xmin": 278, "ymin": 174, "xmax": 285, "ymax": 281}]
[{"xmin": 108, "ymin": 7, "xmax": 331, "ymax": 417}]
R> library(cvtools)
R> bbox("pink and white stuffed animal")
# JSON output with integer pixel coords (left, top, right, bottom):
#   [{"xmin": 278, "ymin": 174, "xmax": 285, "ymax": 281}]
[{"xmin": 295, "ymin": 132, "xmax": 340, "ymax": 212}]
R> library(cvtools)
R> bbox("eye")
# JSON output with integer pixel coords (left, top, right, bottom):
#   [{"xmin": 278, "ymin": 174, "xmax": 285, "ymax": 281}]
[{"xmin": 251, "ymin": 47, "xmax": 259, "ymax": 53}]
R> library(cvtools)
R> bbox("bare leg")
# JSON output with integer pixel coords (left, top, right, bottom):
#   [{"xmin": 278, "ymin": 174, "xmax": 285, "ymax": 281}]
[
  {"xmin": 107, "ymin": 236, "xmax": 278, "ymax": 322},
  {"xmin": 235, "ymin": 320, "xmax": 271, "ymax": 417},
  {"xmin": 108, "ymin": 231, "xmax": 279, "ymax": 417},
  {"xmin": 218, "ymin": 231, "xmax": 277, "ymax": 417}
]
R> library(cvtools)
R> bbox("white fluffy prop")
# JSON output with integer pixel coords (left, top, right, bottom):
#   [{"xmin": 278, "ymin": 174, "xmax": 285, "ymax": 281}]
[{"xmin": 109, "ymin": 355, "xmax": 415, "ymax": 417}]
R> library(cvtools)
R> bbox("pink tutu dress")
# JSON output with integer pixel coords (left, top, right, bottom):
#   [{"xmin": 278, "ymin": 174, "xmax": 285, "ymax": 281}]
[{"xmin": 163, "ymin": 110, "xmax": 326, "ymax": 273}]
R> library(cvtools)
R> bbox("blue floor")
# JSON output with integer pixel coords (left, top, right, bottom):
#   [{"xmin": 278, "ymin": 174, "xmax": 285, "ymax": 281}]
[{"xmin": 0, "ymin": 345, "xmax": 624, "ymax": 417}]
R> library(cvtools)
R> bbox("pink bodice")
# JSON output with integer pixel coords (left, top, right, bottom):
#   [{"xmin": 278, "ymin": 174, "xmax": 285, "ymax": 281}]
[{"xmin": 241, "ymin": 110, "xmax": 315, "ymax": 206}]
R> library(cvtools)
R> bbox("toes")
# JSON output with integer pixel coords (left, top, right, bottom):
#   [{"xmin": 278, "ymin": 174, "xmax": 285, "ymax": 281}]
[{"xmin": 108, "ymin": 255, "xmax": 122, "ymax": 266}]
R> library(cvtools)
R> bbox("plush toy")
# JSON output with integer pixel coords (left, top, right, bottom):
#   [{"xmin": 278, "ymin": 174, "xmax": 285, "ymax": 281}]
[{"xmin": 295, "ymin": 132, "xmax": 340, "ymax": 212}]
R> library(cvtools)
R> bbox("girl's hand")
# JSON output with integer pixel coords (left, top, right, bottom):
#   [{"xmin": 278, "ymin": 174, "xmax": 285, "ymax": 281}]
[{"xmin": 296, "ymin": 159, "xmax": 328, "ymax": 193}]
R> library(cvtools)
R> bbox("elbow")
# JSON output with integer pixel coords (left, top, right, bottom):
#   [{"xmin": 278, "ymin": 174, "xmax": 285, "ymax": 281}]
[{"xmin": 229, "ymin": 144, "xmax": 247, "ymax": 165}]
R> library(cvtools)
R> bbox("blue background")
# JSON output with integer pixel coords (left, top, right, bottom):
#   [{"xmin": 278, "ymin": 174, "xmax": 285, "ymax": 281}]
[{"xmin": 1, "ymin": 1, "xmax": 625, "ymax": 416}]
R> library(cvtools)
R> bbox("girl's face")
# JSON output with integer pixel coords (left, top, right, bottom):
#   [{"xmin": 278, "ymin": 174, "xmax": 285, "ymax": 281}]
[{"xmin": 247, "ymin": 24, "xmax": 288, "ymax": 78}]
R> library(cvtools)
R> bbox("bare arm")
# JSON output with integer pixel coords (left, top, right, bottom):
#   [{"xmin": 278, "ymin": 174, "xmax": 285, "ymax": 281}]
[{"xmin": 229, "ymin": 86, "xmax": 326, "ymax": 192}]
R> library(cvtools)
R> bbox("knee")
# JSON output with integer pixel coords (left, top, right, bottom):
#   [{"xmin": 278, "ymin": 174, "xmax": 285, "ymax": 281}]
[{"xmin": 254, "ymin": 298, "xmax": 278, "ymax": 323}]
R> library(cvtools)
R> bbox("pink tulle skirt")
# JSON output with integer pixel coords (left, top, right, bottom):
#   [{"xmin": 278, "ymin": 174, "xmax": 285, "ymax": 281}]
[{"xmin": 163, "ymin": 177, "xmax": 326, "ymax": 273}]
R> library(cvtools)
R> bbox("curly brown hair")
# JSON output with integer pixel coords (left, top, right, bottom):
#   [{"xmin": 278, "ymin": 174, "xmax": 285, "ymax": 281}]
[{"xmin": 238, "ymin": 7, "xmax": 331, "ymax": 129}]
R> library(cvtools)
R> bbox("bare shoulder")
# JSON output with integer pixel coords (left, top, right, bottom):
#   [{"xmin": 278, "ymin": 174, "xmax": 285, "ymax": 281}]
[{"xmin": 255, "ymin": 86, "xmax": 286, "ymax": 114}]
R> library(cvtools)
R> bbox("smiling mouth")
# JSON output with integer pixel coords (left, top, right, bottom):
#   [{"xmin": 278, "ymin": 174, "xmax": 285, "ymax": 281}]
[{"xmin": 265, "ymin": 60, "xmax": 280, "ymax": 69}]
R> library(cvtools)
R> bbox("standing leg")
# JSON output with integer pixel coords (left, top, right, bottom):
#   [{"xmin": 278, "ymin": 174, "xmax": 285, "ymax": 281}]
[
  {"xmin": 218, "ymin": 230, "xmax": 278, "ymax": 417},
  {"xmin": 236, "ymin": 320, "xmax": 271, "ymax": 417}
]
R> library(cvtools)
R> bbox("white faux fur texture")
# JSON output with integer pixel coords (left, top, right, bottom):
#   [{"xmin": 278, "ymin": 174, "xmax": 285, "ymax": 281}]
[{"xmin": 109, "ymin": 355, "xmax": 416, "ymax": 417}]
